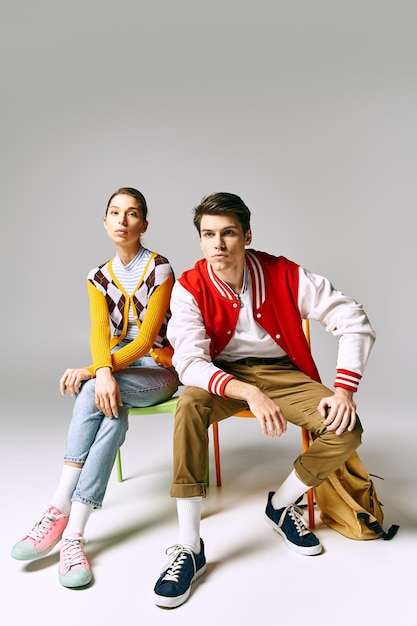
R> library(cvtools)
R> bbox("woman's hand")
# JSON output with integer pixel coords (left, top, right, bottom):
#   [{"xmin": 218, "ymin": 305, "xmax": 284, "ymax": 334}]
[
  {"xmin": 94, "ymin": 367, "xmax": 123, "ymax": 419},
  {"xmin": 60, "ymin": 368, "xmax": 92, "ymax": 396}
]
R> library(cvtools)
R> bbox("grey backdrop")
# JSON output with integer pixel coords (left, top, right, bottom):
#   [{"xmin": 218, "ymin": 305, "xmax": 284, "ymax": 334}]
[{"xmin": 1, "ymin": 0, "xmax": 415, "ymax": 427}]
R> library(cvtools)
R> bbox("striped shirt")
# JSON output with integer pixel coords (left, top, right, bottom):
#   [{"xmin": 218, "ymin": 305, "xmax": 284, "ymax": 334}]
[{"xmin": 112, "ymin": 247, "xmax": 151, "ymax": 340}]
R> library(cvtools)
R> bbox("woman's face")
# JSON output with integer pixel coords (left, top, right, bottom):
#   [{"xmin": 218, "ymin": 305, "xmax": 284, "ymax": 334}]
[{"xmin": 103, "ymin": 194, "xmax": 148, "ymax": 247}]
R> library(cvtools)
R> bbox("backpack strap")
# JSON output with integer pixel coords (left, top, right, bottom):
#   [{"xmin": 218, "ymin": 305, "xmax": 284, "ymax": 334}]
[{"xmin": 357, "ymin": 513, "xmax": 400, "ymax": 540}]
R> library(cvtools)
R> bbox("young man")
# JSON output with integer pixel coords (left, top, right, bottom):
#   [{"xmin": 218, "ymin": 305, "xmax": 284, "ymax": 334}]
[{"xmin": 153, "ymin": 192, "xmax": 376, "ymax": 608}]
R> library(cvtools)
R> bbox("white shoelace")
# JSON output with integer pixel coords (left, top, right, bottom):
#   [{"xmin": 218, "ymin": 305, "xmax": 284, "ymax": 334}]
[
  {"xmin": 279, "ymin": 504, "xmax": 311, "ymax": 537},
  {"xmin": 28, "ymin": 511, "xmax": 64, "ymax": 541},
  {"xmin": 160, "ymin": 545, "xmax": 196, "ymax": 582},
  {"xmin": 61, "ymin": 536, "xmax": 88, "ymax": 569}
]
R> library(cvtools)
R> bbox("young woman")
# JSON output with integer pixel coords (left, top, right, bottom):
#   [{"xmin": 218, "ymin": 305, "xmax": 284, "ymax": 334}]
[{"xmin": 12, "ymin": 187, "xmax": 179, "ymax": 588}]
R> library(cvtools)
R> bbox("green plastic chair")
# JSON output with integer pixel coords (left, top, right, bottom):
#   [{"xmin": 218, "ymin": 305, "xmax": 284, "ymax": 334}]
[
  {"xmin": 115, "ymin": 395, "xmax": 221, "ymax": 486},
  {"xmin": 115, "ymin": 396, "xmax": 179, "ymax": 483}
]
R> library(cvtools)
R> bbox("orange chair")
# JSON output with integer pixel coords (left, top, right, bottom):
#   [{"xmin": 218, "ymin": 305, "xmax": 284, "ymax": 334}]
[{"xmin": 211, "ymin": 319, "xmax": 315, "ymax": 529}]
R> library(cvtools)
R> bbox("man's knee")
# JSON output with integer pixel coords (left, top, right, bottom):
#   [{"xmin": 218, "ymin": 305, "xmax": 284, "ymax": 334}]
[{"xmin": 176, "ymin": 388, "xmax": 213, "ymax": 429}]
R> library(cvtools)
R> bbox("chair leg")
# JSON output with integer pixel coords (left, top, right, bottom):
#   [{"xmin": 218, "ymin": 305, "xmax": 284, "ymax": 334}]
[
  {"xmin": 306, "ymin": 488, "xmax": 315, "ymax": 529},
  {"xmin": 301, "ymin": 427, "xmax": 315, "ymax": 529},
  {"xmin": 116, "ymin": 448, "xmax": 123, "ymax": 482},
  {"xmin": 205, "ymin": 443, "xmax": 210, "ymax": 487},
  {"xmin": 212, "ymin": 422, "xmax": 222, "ymax": 487}
]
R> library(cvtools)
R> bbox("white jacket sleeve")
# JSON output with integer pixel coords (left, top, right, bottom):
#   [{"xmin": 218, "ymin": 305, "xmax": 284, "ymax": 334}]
[
  {"xmin": 167, "ymin": 281, "xmax": 229, "ymax": 390},
  {"xmin": 298, "ymin": 267, "xmax": 376, "ymax": 382}
]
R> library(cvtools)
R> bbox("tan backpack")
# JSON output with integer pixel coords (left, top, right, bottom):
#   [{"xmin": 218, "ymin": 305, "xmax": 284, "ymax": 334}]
[{"xmin": 314, "ymin": 451, "xmax": 399, "ymax": 541}]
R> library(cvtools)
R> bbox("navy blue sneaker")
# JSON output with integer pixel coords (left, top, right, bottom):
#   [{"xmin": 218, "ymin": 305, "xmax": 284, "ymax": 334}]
[
  {"xmin": 265, "ymin": 491, "xmax": 322, "ymax": 555},
  {"xmin": 154, "ymin": 539, "xmax": 207, "ymax": 608}
]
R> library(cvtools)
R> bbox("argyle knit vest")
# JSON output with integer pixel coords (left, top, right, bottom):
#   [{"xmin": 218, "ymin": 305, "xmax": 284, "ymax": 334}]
[{"xmin": 88, "ymin": 252, "xmax": 172, "ymax": 349}]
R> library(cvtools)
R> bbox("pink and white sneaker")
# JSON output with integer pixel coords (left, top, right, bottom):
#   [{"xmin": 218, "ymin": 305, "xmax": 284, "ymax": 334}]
[
  {"xmin": 58, "ymin": 533, "xmax": 92, "ymax": 588},
  {"xmin": 11, "ymin": 505, "xmax": 69, "ymax": 560}
]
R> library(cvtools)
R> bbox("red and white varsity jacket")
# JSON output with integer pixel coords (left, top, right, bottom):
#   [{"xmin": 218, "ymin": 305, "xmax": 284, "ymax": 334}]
[{"xmin": 167, "ymin": 250, "xmax": 376, "ymax": 397}]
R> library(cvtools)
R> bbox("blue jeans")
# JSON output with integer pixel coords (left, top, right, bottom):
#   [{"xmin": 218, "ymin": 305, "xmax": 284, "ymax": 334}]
[{"xmin": 64, "ymin": 355, "xmax": 178, "ymax": 508}]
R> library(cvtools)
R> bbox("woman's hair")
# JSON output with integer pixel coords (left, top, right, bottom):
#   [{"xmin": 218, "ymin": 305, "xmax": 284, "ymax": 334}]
[
  {"xmin": 192, "ymin": 192, "xmax": 251, "ymax": 234},
  {"xmin": 105, "ymin": 187, "xmax": 148, "ymax": 220}
]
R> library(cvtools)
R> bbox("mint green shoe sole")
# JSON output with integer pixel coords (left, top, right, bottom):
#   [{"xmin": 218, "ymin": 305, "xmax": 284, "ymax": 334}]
[
  {"xmin": 59, "ymin": 568, "xmax": 93, "ymax": 588},
  {"xmin": 11, "ymin": 536, "xmax": 62, "ymax": 561}
]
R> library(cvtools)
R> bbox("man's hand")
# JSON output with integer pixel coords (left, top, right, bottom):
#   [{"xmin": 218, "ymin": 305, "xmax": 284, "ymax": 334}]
[
  {"xmin": 318, "ymin": 388, "xmax": 357, "ymax": 435},
  {"xmin": 94, "ymin": 367, "xmax": 123, "ymax": 419},
  {"xmin": 60, "ymin": 367, "xmax": 92, "ymax": 396},
  {"xmin": 249, "ymin": 394, "xmax": 288, "ymax": 438},
  {"xmin": 225, "ymin": 379, "xmax": 287, "ymax": 438}
]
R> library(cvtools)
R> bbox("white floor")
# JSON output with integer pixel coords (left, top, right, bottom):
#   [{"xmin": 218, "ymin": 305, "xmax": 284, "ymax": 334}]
[{"xmin": 2, "ymin": 400, "xmax": 416, "ymax": 626}]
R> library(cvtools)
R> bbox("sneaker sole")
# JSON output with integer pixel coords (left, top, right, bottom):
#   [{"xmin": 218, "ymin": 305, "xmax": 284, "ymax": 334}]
[
  {"xmin": 59, "ymin": 569, "xmax": 93, "ymax": 588},
  {"xmin": 265, "ymin": 515, "xmax": 322, "ymax": 556},
  {"xmin": 11, "ymin": 535, "xmax": 63, "ymax": 561},
  {"xmin": 154, "ymin": 563, "xmax": 207, "ymax": 608}
]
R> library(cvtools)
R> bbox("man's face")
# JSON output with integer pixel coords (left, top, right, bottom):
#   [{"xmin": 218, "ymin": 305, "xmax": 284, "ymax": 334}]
[{"xmin": 199, "ymin": 214, "xmax": 251, "ymax": 274}]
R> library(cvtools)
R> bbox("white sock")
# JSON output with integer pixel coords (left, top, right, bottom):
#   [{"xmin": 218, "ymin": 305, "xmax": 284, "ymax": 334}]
[
  {"xmin": 50, "ymin": 465, "xmax": 82, "ymax": 517},
  {"xmin": 271, "ymin": 469, "xmax": 308, "ymax": 510},
  {"xmin": 63, "ymin": 500, "xmax": 93, "ymax": 538},
  {"xmin": 176, "ymin": 497, "xmax": 202, "ymax": 554}
]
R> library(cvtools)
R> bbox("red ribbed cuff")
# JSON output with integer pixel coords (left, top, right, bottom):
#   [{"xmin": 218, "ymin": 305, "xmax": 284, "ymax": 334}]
[
  {"xmin": 209, "ymin": 371, "xmax": 236, "ymax": 398},
  {"xmin": 334, "ymin": 369, "xmax": 362, "ymax": 392}
]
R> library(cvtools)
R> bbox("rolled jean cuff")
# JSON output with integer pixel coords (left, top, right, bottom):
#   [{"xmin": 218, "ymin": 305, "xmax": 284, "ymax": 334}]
[
  {"xmin": 71, "ymin": 495, "xmax": 102, "ymax": 510},
  {"xmin": 170, "ymin": 482, "xmax": 207, "ymax": 498}
]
